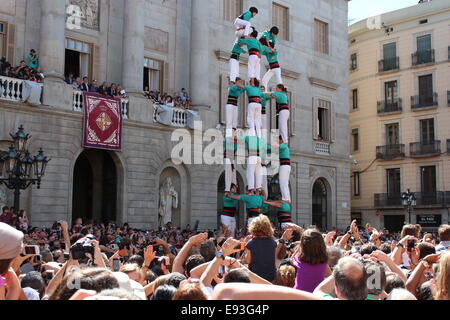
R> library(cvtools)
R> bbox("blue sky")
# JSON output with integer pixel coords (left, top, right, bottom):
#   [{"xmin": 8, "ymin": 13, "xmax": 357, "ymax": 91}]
[{"xmin": 349, "ymin": 0, "xmax": 420, "ymax": 24}]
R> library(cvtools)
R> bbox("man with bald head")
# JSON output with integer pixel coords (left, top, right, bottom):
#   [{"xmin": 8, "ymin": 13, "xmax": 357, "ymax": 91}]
[{"xmin": 314, "ymin": 257, "xmax": 368, "ymax": 300}]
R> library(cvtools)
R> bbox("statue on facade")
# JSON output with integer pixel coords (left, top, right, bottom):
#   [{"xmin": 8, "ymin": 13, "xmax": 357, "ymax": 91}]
[{"xmin": 158, "ymin": 178, "xmax": 178, "ymax": 228}]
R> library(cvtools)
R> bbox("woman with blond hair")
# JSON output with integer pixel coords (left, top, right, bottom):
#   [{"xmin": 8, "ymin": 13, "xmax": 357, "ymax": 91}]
[
  {"xmin": 243, "ymin": 215, "xmax": 278, "ymax": 282},
  {"xmin": 435, "ymin": 252, "xmax": 450, "ymax": 300}
]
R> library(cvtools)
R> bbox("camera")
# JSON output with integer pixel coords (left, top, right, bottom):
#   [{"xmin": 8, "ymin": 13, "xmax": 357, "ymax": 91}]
[
  {"xmin": 407, "ymin": 239, "xmax": 416, "ymax": 251},
  {"xmin": 24, "ymin": 245, "xmax": 40, "ymax": 256},
  {"xmin": 70, "ymin": 235, "xmax": 95, "ymax": 260}
]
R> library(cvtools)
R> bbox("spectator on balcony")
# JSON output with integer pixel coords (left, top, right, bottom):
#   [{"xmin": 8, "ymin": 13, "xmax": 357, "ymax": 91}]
[
  {"xmin": 65, "ymin": 73, "xmax": 75, "ymax": 85},
  {"xmin": 80, "ymin": 77, "xmax": 90, "ymax": 91},
  {"xmin": 97, "ymin": 81, "xmax": 110, "ymax": 96},
  {"xmin": 179, "ymin": 88, "xmax": 188, "ymax": 104},
  {"xmin": 26, "ymin": 49, "xmax": 39, "ymax": 69},
  {"xmin": 118, "ymin": 87, "xmax": 127, "ymax": 98},
  {"xmin": 72, "ymin": 77, "xmax": 83, "ymax": 90},
  {"xmin": 89, "ymin": 80, "xmax": 99, "ymax": 93},
  {"xmin": 110, "ymin": 83, "xmax": 118, "ymax": 97},
  {"xmin": 34, "ymin": 68, "xmax": 44, "ymax": 82},
  {"xmin": 165, "ymin": 96, "xmax": 174, "ymax": 107},
  {"xmin": 14, "ymin": 61, "xmax": 28, "ymax": 79}
]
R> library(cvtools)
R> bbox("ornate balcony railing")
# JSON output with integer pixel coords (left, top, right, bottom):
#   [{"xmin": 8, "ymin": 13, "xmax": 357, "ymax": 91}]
[
  {"xmin": 72, "ymin": 90, "xmax": 129, "ymax": 119},
  {"xmin": 378, "ymin": 57, "xmax": 400, "ymax": 72},
  {"xmin": 374, "ymin": 193, "xmax": 403, "ymax": 208},
  {"xmin": 377, "ymin": 98, "xmax": 402, "ymax": 114},
  {"xmin": 0, "ymin": 76, "xmax": 43, "ymax": 103},
  {"xmin": 410, "ymin": 140, "xmax": 441, "ymax": 157},
  {"xmin": 412, "ymin": 49, "xmax": 435, "ymax": 66},
  {"xmin": 376, "ymin": 144, "xmax": 405, "ymax": 160},
  {"xmin": 153, "ymin": 104, "xmax": 189, "ymax": 128},
  {"xmin": 411, "ymin": 93, "xmax": 438, "ymax": 110}
]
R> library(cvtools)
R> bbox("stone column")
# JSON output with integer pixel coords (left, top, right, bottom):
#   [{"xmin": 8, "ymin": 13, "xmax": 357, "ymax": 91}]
[
  {"xmin": 190, "ymin": 0, "xmax": 210, "ymax": 107},
  {"xmin": 121, "ymin": 0, "xmax": 145, "ymax": 94},
  {"xmin": 40, "ymin": 0, "xmax": 66, "ymax": 80}
]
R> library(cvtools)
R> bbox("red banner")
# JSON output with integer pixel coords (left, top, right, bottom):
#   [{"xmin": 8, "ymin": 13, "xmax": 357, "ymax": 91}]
[{"xmin": 83, "ymin": 93, "xmax": 122, "ymax": 150}]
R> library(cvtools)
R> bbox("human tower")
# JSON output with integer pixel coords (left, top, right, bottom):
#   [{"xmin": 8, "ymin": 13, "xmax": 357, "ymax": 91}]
[{"xmin": 222, "ymin": 7, "xmax": 298, "ymax": 236}]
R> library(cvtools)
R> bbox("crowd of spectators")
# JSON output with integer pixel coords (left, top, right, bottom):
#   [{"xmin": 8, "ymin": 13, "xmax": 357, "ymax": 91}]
[
  {"xmin": 0, "ymin": 50, "xmax": 44, "ymax": 83},
  {"xmin": 1, "ymin": 204, "xmax": 449, "ymax": 301},
  {"xmin": 146, "ymin": 87, "xmax": 191, "ymax": 110},
  {"xmin": 66, "ymin": 74, "xmax": 128, "ymax": 99}
]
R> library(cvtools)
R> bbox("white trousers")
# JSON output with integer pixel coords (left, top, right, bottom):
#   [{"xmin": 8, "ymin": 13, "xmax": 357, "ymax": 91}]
[
  {"xmin": 234, "ymin": 18, "xmax": 252, "ymax": 37},
  {"xmin": 221, "ymin": 215, "xmax": 236, "ymax": 237},
  {"xmin": 224, "ymin": 158, "xmax": 237, "ymax": 192},
  {"xmin": 247, "ymin": 156, "xmax": 262, "ymax": 191},
  {"xmin": 247, "ymin": 102, "xmax": 262, "ymax": 137},
  {"xmin": 279, "ymin": 165, "xmax": 291, "ymax": 202},
  {"xmin": 262, "ymin": 67, "xmax": 283, "ymax": 89},
  {"xmin": 248, "ymin": 55, "xmax": 261, "ymax": 80},
  {"xmin": 261, "ymin": 113, "xmax": 268, "ymax": 143},
  {"xmin": 225, "ymin": 104, "xmax": 238, "ymax": 138},
  {"xmin": 229, "ymin": 58, "xmax": 239, "ymax": 83},
  {"xmin": 279, "ymin": 109, "xmax": 290, "ymax": 144},
  {"xmin": 262, "ymin": 165, "xmax": 268, "ymax": 200}
]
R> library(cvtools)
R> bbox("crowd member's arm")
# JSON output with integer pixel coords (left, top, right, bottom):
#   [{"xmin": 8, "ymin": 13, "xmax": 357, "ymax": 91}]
[
  {"xmin": 46, "ymin": 258, "xmax": 79, "ymax": 297},
  {"xmin": 172, "ymin": 232, "xmax": 208, "ymax": 274},
  {"xmin": 339, "ymin": 220, "xmax": 358, "ymax": 248},
  {"xmin": 200, "ymin": 238, "xmax": 242, "ymax": 288},
  {"xmin": 3, "ymin": 268, "xmax": 22, "ymax": 300},
  {"xmin": 391, "ymin": 235, "xmax": 418, "ymax": 265},
  {"xmin": 212, "ymin": 283, "xmax": 322, "ymax": 300},
  {"xmin": 324, "ymin": 231, "xmax": 336, "ymax": 247},
  {"xmin": 238, "ymin": 265, "xmax": 273, "ymax": 285},
  {"xmin": 370, "ymin": 250, "xmax": 407, "ymax": 283},
  {"xmin": 143, "ymin": 274, "xmax": 170, "ymax": 297},
  {"xmin": 405, "ymin": 253, "xmax": 441, "ymax": 297},
  {"xmin": 92, "ymin": 240, "xmax": 106, "ymax": 269},
  {"xmin": 313, "ymin": 275, "xmax": 336, "ymax": 297},
  {"xmin": 11, "ymin": 254, "xmax": 34, "ymax": 275},
  {"xmin": 141, "ymin": 245, "xmax": 157, "ymax": 279},
  {"xmin": 264, "ymin": 201, "xmax": 282, "ymax": 208},
  {"xmin": 59, "ymin": 220, "xmax": 71, "ymax": 253}
]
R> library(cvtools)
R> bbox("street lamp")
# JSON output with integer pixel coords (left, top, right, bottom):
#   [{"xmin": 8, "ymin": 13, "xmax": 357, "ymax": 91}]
[
  {"xmin": 402, "ymin": 189, "xmax": 417, "ymax": 224},
  {"xmin": 0, "ymin": 126, "xmax": 50, "ymax": 213}
]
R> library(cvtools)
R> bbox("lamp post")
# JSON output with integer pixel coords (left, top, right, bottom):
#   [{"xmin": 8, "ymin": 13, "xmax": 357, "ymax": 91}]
[
  {"xmin": 0, "ymin": 125, "xmax": 50, "ymax": 213},
  {"xmin": 401, "ymin": 189, "xmax": 417, "ymax": 225}
]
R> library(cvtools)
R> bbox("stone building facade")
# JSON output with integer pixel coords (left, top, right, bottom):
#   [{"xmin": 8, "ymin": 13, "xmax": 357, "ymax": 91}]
[
  {"xmin": 0, "ymin": 0, "xmax": 350, "ymax": 231},
  {"xmin": 349, "ymin": 0, "xmax": 450, "ymax": 232}
]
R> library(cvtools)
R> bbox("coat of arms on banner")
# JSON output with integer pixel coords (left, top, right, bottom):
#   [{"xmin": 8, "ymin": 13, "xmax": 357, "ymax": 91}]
[{"xmin": 83, "ymin": 93, "xmax": 122, "ymax": 150}]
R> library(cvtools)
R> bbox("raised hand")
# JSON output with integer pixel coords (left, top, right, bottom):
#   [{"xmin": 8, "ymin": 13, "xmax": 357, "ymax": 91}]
[{"xmin": 189, "ymin": 232, "xmax": 209, "ymax": 247}]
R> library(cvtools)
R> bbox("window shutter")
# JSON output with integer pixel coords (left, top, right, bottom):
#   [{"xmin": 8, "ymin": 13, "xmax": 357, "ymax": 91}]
[
  {"xmin": 92, "ymin": 44, "xmax": 101, "ymax": 81},
  {"xmin": 312, "ymin": 98, "xmax": 319, "ymax": 140},
  {"xmin": 220, "ymin": 73, "xmax": 228, "ymax": 125},
  {"xmin": 6, "ymin": 23, "xmax": 15, "ymax": 64},
  {"xmin": 163, "ymin": 61, "xmax": 169, "ymax": 93},
  {"xmin": 330, "ymin": 102, "xmax": 336, "ymax": 142}
]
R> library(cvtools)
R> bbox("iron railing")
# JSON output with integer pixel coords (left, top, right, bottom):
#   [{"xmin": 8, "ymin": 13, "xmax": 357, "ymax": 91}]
[
  {"xmin": 412, "ymin": 49, "xmax": 435, "ymax": 66},
  {"xmin": 411, "ymin": 93, "xmax": 438, "ymax": 110},
  {"xmin": 378, "ymin": 57, "xmax": 400, "ymax": 72},
  {"xmin": 377, "ymin": 98, "xmax": 402, "ymax": 114},
  {"xmin": 410, "ymin": 140, "xmax": 441, "ymax": 157},
  {"xmin": 376, "ymin": 144, "xmax": 405, "ymax": 160},
  {"xmin": 374, "ymin": 194, "xmax": 403, "ymax": 208}
]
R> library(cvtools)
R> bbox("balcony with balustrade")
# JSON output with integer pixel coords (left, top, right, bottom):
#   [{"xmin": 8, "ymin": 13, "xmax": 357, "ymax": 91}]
[
  {"xmin": 412, "ymin": 49, "xmax": 435, "ymax": 67},
  {"xmin": 376, "ymin": 144, "xmax": 405, "ymax": 160},
  {"xmin": 377, "ymin": 98, "xmax": 402, "ymax": 115},
  {"xmin": 411, "ymin": 93, "xmax": 438, "ymax": 111},
  {"xmin": 378, "ymin": 57, "xmax": 400, "ymax": 73},
  {"xmin": 410, "ymin": 140, "xmax": 441, "ymax": 158},
  {"xmin": 0, "ymin": 75, "xmax": 195, "ymax": 129},
  {"xmin": 414, "ymin": 192, "xmax": 445, "ymax": 207},
  {"xmin": 374, "ymin": 193, "xmax": 403, "ymax": 208}
]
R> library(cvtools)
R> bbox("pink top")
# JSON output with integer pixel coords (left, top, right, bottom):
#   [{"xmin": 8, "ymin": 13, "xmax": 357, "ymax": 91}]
[{"xmin": 292, "ymin": 255, "xmax": 327, "ymax": 293}]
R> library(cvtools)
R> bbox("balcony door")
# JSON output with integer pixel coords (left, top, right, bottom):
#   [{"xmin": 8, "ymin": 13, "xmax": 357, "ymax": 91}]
[
  {"xmin": 386, "ymin": 168, "xmax": 401, "ymax": 205},
  {"xmin": 420, "ymin": 119, "xmax": 435, "ymax": 144},
  {"xmin": 417, "ymin": 34, "xmax": 431, "ymax": 64},
  {"xmin": 418, "ymin": 74, "xmax": 433, "ymax": 106},
  {"xmin": 385, "ymin": 81, "xmax": 398, "ymax": 109},
  {"xmin": 386, "ymin": 123, "xmax": 399, "ymax": 146},
  {"xmin": 421, "ymin": 166, "xmax": 437, "ymax": 194},
  {"xmin": 383, "ymin": 42, "xmax": 396, "ymax": 70}
]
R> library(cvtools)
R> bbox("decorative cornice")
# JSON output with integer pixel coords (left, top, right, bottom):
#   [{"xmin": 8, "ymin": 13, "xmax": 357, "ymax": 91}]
[{"xmin": 309, "ymin": 77, "xmax": 340, "ymax": 91}]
